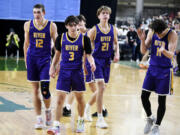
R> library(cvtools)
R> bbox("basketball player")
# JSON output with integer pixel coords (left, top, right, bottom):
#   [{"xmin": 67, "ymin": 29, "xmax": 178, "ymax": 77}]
[
  {"xmin": 47, "ymin": 15, "xmax": 95, "ymax": 135},
  {"xmin": 88, "ymin": 6, "xmax": 119, "ymax": 128},
  {"xmin": 62, "ymin": 15, "xmax": 88, "ymax": 117},
  {"xmin": 23, "ymin": 4, "xmax": 57, "ymax": 129},
  {"xmin": 62, "ymin": 15, "xmax": 108, "ymax": 119},
  {"xmin": 137, "ymin": 19, "xmax": 177, "ymax": 135}
]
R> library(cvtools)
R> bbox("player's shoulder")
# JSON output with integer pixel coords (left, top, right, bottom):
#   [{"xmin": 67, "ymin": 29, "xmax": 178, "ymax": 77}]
[
  {"xmin": 49, "ymin": 20, "xmax": 56, "ymax": 26},
  {"xmin": 24, "ymin": 20, "xmax": 31, "ymax": 31},
  {"xmin": 168, "ymin": 29, "xmax": 178, "ymax": 41},
  {"xmin": 24, "ymin": 20, "xmax": 31, "ymax": 26},
  {"xmin": 169, "ymin": 29, "xmax": 177, "ymax": 36}
]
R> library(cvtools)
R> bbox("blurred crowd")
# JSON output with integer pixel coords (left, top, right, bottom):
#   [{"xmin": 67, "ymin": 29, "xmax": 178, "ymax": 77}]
[{"xmin": 116, "ymin": 11, "xmax": 180, "ymax": 76}]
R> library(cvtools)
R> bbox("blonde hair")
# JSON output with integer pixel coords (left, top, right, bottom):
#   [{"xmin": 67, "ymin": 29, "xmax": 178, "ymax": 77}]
[{"xmin": 96, "ymin": 5, "xmax": 111, "ymax": 17}]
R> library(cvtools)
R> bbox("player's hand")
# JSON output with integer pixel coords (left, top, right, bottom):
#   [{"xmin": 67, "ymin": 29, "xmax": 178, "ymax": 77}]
[
  {"xmin": 24, "ymin": 59, "xmax": 27, "ymax": 69},
  {"xmin": 90, "ymin": 62, "xmax": 96, "ymax": 72},
  {"xmin": 49, "ymin": 65, "xmax": 56, "ymax": 78},
  {"xmin": 134, "ymin": 42, "xmax": 137, "ymax": 46},
  {"xmin": 113, "ymin": 53, "xmax": 119, "ymax": 63},
  {"xmin": 137, "ymin": 28, "xmax": 146, "ymax": 41},
  {"xmin": 55, "ymin": 63, "xmax": 60, "ymax": 76},
  {"xmin": 158, "ymin": 44, "xmax": 165, "ymax": 53},
  {"xmin": 84, "ymin": 65, "xmax": 88, "ymax": 75}
]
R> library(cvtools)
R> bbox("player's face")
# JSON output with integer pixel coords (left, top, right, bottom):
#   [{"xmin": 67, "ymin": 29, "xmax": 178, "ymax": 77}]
[
  {"xmin": 98, "ymin": 10, "xmax": 110, "ymax": 21},
  {"xmin": 66, "ymin": 22, "xmax": 78, "ymax": 33},
  {"xmin": 78, "ymin": 21, "xmax": 86, "ymax": 32},
  {"xmin": 33, "ymin": 8, "xmax": 45, "ymax": 21}
]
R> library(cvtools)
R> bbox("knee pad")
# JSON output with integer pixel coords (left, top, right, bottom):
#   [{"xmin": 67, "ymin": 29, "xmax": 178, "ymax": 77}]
[{"xmin": 41, "ymin": 81, "xmax": 51, "ymax": 99}]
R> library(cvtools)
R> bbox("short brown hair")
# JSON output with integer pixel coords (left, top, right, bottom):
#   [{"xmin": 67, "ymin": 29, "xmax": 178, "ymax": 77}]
[
  {"xmin": 33, "ymin": 4, "xmax": 45, "ymax": 12},
  {"xmin": 96, "ymin": 5, "xmax": 111, "ymax": 17},
  {"xmin": 65, "ymin": 15, "xmax": 79, "ymax": 26},
  {"xmin": 77, "ymin": 14, "xmax": 86, "ymax": 23}
]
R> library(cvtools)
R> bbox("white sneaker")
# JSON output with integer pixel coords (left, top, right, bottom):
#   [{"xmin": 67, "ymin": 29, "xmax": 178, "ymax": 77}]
[
  {"xmin": 96, "ymin": 117, "xmax": 108, "ymax": 129},
  {"xmin": 76, "ymin": 119, "xmax": 85, "ymax": 133},
  {"xmin": 47, "ymin": 126, "xmax": 60, "ymax": 135},
  {"xmin": 84, "ymin": 104, "xmax": 92, "ymax": 122},
  {"xmin": 150, "ymin": 125, "xmax": 160, "ymax": 135},
  {"xmin": 45, "ymin": 109, "xmax": 52, "ymax": 126},
  {"xmin": 34, "ymin": 117, "xmax": 43, "ymax": 129},
  {"xmin": 144, "ymin": 116, "xmax": 156, "ymax": 134}
]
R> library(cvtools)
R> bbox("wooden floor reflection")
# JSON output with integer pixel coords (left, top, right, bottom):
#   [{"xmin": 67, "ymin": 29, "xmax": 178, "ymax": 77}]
[{"xmin": 0, "ymin": 63, "xmax": 180, "ymax": 135}]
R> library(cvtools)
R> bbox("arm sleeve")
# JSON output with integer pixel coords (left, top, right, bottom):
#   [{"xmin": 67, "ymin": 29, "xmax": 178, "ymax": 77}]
[
  {"xmin": 83, "ymin": 35, "xmax": 92, "ymax": 54},
  {"xmin": 55, "ymin": 34, "xmax": 62, "ymax": 52}
]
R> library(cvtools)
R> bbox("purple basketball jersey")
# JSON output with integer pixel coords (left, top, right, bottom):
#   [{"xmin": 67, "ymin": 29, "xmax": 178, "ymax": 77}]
[
  {"xmin": 93, "ymin": 24, "xmax": 114, "ymax": 58},
  {"xmin": 28, "ymin": 20, "xmax": 51, "ymax": 57}
]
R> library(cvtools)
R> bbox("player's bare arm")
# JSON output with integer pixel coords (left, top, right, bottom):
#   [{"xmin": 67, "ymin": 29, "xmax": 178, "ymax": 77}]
[
  {"xmin": 88, "ymin": 26, "xmax": 96, "ymax": 48},
  {"xmin": 23, "ymin": 21, "xmax": 30, "ymax": 68},
  {"xmin": 50, "ymin": 22, "xmax": 58, "ymax": 44},
  {"xmin": 113, "ymin": 26, "xmax": 119, "ymax": 62},
  {"xmin": 86, "ymin": 54, "xmax": 96, "ymax": 72},
  {"xmin": 49, "ymin": 50, "xmax": 61, "ymax": 78},
  {"xmin": 158, "ymin": 30, "xmax": 178, "ymax": 59},
  {"xmin": 137, "ymin": 28, "xmax": 153, "ymax": 54}
]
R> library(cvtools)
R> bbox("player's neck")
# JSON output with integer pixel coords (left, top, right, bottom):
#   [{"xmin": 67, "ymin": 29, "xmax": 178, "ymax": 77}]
[
  {"xmin": 68, "ymin": 31, "xmax": 78, "ymax": 38},
  {"xmin": 99, "ymin": 21, "xmax": 109, "ymax": 28},
  {"xmin": 157, "ymin": 28, "xmax": 169, "ymax": 39},
  {"xmin": 35, "ymin": 18, "xmax": 46, "ymax": 27},
  {"xmin": 80, "ymin": 28, "xmax": 87, "ymax": 34}
]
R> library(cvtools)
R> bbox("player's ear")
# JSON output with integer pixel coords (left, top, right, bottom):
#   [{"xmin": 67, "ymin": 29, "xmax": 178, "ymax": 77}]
[
  {"xmin": 43, "ymin": 11, "xmax": 45, "ymax": 16},
  {"xmin": 65, "ymin": 25, "xmax": 68, "ymax": 30}
]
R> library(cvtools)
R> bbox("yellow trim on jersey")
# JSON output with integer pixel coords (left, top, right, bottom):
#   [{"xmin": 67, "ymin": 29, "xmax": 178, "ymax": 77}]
[
  {"xmin": 94, "ymin": 26, "xmax": 97, "ymax": 41},
  {"xmin": 50, "ymin": 21, "xmax": 52, "ymax": 36},
  {"xmin": 66, "ymin": 32, "xmax": 80, "ymax": 43},
  {"xmin": 113, "ymin": 25, "xmax": 116, "ymax": 39},
  {"xmin": 27, "ymin": 21, "xmax": 31, "ymax": 32},
  {"xmin": 170, "ymin": 69, "xmax": 174, "ymax": 95},
  {"xmin": 33, "ymin": 20, "xmax": 48, "ymax": 31},
  {"xmin": 60, "ymin": 33, "xmax": 64, "ymax": 48},
  {"xmin": 97, "ymin": 24, "xmax": 111, "ymax": 34},
  {"xmin": 82, "ymin": 35, "xmax": 84, "ymax": 49}
]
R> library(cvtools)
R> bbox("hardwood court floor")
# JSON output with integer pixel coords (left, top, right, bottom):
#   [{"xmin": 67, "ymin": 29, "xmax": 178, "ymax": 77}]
[{"xmin": 0, "ymin": 59, "xmax": 180, "ymax": 135}]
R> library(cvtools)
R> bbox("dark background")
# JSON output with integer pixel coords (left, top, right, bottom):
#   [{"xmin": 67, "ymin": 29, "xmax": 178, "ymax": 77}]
[{"xmin": 0, "ymin": 0, "xmax": 117, "ymax": 57}]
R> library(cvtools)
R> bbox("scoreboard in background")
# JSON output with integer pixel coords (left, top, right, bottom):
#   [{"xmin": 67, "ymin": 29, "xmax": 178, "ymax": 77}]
[{"xmin": 0, "ymin": 0, "xmax": 80, "ymax": 22}]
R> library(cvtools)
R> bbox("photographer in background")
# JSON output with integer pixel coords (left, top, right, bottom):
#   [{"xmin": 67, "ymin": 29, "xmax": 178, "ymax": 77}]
[{"xmin": 6, "ymin": 28, "xmax": 20, "ymax": 57}]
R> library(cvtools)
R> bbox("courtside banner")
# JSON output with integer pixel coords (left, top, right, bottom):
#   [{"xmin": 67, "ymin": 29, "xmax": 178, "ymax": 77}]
[{"xmin": 0, "ymin": 0, "xmax": 80, "ymax": 22}]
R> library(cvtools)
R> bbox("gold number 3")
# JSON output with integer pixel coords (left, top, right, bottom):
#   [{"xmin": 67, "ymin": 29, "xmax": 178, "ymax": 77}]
[{"xmin": 69, "ymin": 52, "xmax": 74, "ymax": 61}]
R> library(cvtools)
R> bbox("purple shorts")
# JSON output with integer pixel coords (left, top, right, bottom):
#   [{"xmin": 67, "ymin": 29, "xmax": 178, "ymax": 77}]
[
  {"xmin": 26, "ymin": 55, "xmax": 50, "ymax": 81},
  {"xmin": 142, "ymin": 66, "xmax": 173, "ymax": 95},
  {"xmin": 56, "ymin": 68, "xmax": 86, "ymax": 93},
  {"xmin": 94, "ymin": 58, "xmax": 111, "ymax": 83}
]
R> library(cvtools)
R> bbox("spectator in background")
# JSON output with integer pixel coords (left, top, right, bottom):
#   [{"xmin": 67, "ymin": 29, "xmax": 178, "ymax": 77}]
[
  {"xmin": 135, "ymin": 34, "xmax": 142, "ymax": 63},
  {"xmin": 6, "ymin": 28, "xmax": 20, "ymax": 57},
  {"xmin": 174, "ymin": 20, "xmax": 180, "ymax": 76},
  {"xmin": 126, "ymin": 25, "xmax": 138, "ymax": 61},
  {"xmin": 177, "ymin": 11, "xmax": 180, "ymax": 22}
]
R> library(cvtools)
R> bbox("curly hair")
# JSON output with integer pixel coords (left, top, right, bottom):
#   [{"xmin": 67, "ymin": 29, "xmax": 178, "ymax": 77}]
[{"xmin": 150, "ymin": 19, "xmax": 168, "ymax": 34}]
